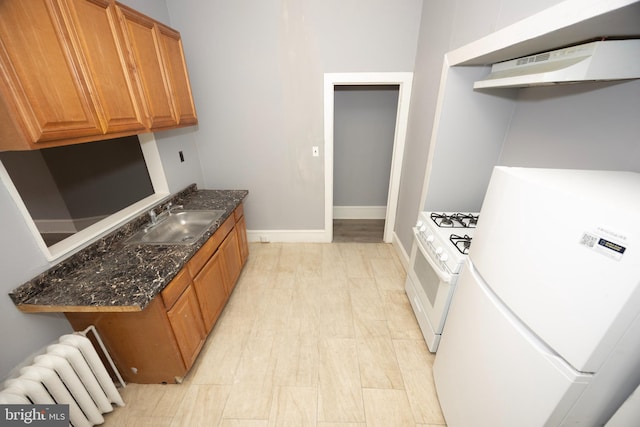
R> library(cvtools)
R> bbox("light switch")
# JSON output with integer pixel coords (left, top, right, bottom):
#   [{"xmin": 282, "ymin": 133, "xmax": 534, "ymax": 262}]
[{"xmin": 312, "ymin": 146, "xmax": 319, "ymax": 157}]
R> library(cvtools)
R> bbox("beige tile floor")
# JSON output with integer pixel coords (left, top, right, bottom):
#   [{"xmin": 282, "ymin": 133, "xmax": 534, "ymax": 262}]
[{"xmin": 102, "ymin": 242, "xmax": 447, "ymax": 427}]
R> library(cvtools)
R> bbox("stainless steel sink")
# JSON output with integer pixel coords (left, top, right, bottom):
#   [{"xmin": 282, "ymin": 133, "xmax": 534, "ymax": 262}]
[{"xmin": 125, "ymin": 210, "xmax": 225, "ymax": 245}]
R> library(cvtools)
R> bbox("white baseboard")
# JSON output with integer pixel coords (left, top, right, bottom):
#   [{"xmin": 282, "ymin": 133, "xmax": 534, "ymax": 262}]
[
  {"xmin": 247, "ymin": 229, "xmax": 332, "ymax": 243},
  {"xmin": 247, "ymin": 228, "xmax": 410, "ymax": 273},
  {"xmin": 333, "ymin": 206, "xmax": 386, "ymax": 219},
  {"xmin": 247, "ymin": 229, "xmax": 411, "ymax": 273},
  {"xmin": 391, "ymin": 231, "xmax": 410, "ymax": 271}
]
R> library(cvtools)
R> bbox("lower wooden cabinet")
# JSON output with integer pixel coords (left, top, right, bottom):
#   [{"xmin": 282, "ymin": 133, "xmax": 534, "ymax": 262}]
[
  {"xmin": 220, "ymin": 225, "xmax": 242, "ymax": 294},
  {"xmin": 236, "ymin": 214, "xmax": 249, "ymax": 265},
  {"xmin": 65, "ymin": 202, "xmax": 248, "ymax": 384},
  {"xmin": 65, "ymin": 295, "xmax": 192, "ymax": 384},
  {"xmin": 192, "ymin": 250, "xmax": 228, "ymax": 333},
  {"xmin": 166, "ymin": 284, "xmax": 206, "ymax": 369}
]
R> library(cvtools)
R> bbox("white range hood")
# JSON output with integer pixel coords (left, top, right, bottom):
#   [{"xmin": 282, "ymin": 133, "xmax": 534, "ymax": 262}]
[{"xmin": 474, "ymin": 39, "xmax": 640, "ymax": 89}]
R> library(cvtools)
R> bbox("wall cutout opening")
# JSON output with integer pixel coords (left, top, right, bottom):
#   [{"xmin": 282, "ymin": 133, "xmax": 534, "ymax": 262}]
[{"xmin": 0, "ymin": 136, "xmax": 154, "ymax": 247}]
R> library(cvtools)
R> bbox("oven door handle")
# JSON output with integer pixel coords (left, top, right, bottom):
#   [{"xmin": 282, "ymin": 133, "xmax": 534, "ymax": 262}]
[{"xmin": 413, "ymin": 228, "xmax": 453, "ymax": 284}]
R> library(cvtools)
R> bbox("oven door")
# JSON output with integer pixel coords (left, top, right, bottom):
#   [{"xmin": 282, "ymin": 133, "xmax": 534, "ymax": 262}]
[{"xmin": 405, "ymin": 228, "xmax": 457, "ymax": 352}]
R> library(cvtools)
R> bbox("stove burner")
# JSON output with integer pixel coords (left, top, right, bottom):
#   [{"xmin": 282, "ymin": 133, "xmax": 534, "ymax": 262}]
[
  {"xmin": 431, "ymin": 212, "xmax": 479, "ymax": 228},
  {"xmin": 440, "ymin": 216, "xmax": 453, "ymax": 226},
  {"xmin": 450, "ymin": 234, "xmax": 472, "ymax": 254}
]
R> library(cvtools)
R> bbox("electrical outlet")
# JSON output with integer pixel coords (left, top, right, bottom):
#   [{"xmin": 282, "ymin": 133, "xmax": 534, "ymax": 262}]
[{"xmin": 312, "ymin": 146, "xmax": 319, "ymax": 157}]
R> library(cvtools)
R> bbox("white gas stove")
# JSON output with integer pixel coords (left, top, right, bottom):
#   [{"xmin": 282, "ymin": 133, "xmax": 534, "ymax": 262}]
[
  {"xmin": 406, "ymin": 211, "xmax": 479, "ymax": 352},
  {"xmin": 415, "ymin": 211, "xmax": 478, "ymax": 274}
]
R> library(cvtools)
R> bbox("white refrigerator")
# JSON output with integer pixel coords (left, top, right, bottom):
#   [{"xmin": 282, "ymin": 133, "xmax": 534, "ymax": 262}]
[{"xmin": 433, "ymin": 166, "xmax": 640, "ymax": 427}]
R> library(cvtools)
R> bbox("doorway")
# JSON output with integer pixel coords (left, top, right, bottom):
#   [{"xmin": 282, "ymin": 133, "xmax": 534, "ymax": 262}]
[
  {"xmin": 333, "ymin": 85, "xmax": 399, "ymax": 243},
  {"xmin": 323, "ymin": 73, "xmax": 413, "ymax": 243}
]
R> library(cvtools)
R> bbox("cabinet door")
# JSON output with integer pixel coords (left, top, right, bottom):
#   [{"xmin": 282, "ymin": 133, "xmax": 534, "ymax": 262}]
[
  {"xmin": 116, "ymin": 4, "xmax": 177, "ymax": 129},
  {"xmin": 221, "ymin": 227, "xmax": 242, "ymax": 294},
  {"xmin": 193, "ymin": 251, "xmax": 228, "ymax": 333},
  {"xmin": 166, "ymin": 285, "xmax": 206, "ymax": 370},
  {"xmin": 0, "ymin": 0, "xmax": 102, "ymax": 144},
  {"xmin": 155, "ymin": 23, "xmax": 197, "ymax": 126},
  {"xmin": 65, "ymin": 298, "xmax": 188, "ymax": 384},
  {"xmin": 236, "ymin": 214, "xmax": 249, "ymax": 266},
  {"xmin": 60, "ymin": 0, "xmax": 147, "ymax": 133}
]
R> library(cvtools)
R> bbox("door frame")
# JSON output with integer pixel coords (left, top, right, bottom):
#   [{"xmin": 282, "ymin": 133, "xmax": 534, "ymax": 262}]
[{"xmin": 323, "ymin": 72, "xmax": 413, "ymax": 243}]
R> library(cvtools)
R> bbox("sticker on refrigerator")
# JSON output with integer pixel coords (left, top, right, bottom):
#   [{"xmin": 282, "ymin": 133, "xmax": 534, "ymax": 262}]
[{"xmin": 580, "ymin": 232, "xmax": 626, "ymax": 261}]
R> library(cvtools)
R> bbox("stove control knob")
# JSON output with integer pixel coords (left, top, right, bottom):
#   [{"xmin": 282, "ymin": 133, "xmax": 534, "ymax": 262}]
[
  {"xmin": 419, "ymin": 225, "xmax": 427, "ymax": 232},
  {"xmin": 440, "ymin": 253, "xmax": 449, "ymax": 262},
  {"xmin": 435, "ymin": 247, "xmax": 443, "ymax": 255},
  {"xmin": 426, "ymin": 235, "xmax": 434, "ymax": 243},
  {"xmin": 416, "ymin": 220, "xmax": 423, "ymax": 228}
]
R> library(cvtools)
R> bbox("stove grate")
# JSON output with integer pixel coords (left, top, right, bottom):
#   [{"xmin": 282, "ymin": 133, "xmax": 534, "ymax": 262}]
[
  {"xmin": 430, "ymin": 212, "xmax": 478, "ymax": 228},
  {"xmin": 450, "ymin": 234, "xmax": 472, "ymax": 254}
]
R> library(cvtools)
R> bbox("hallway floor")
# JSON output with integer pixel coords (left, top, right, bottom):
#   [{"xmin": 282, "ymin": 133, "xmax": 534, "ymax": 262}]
[
  {"xmin": 333, "ymin": 219, "xmax": 385, "ymax": 243},
  {"xmin": 102, "ymin": 242, "xmax": 446, "ymax": 426}
]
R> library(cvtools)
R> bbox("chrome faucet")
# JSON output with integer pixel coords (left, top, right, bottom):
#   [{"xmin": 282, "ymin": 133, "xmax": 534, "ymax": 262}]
[
  {"xmin": 165, "ymin": 202, "xmax": 183, "ymax": 215},
  {"xmin": 148, "ymin": 203, "xmax": 183, "ymax": 227},
  {"xmin": 149, "ymin": 209, "xmax": 158, "ymax": 225}
]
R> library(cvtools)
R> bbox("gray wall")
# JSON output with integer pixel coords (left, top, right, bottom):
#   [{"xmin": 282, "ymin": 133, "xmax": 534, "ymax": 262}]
[
  {"xmin": 333, "ymin": 86, "xmax": 399, "ymax": 208},
  {"xmin": 0, "ymin": 0, "xmax": 201, "ymax": 381},
  {"xmin": 394, "ymin": 0, "xmax": 568, "ymax": 253},
  {"xmin": 0, "ymin": 181, "xmax": 71, "ymax": 379},
  {"xmin": 165, "ymin": 0, "xmax": 423, "ymax": 231},
  {"xmin": 499, "ymin": 81, "xmax": 640, "ymax": 171},
  {"xmin": 154, "ymin": 127, "xmax": 204, "ymax": 193}
]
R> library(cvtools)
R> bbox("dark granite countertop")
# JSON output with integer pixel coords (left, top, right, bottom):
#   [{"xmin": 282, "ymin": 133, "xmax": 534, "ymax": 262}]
[{"xmin": 9, "ymin": 185, "xmax": 248, "ymax": 313}]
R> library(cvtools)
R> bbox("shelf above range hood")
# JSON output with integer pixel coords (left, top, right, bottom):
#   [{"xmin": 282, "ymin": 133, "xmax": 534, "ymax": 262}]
[{"xmin": 474, "ymin": 39, "xmax": 640, "ymax": 89}]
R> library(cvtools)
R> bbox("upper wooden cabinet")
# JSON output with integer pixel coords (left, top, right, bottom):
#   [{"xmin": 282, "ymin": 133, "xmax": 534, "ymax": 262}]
[
  {"xmin": 156, "ymin": 23, "xmax": 198, "ymax": 126},
  {"xmin": 115, "ymin": 3, "xmax": 177, "ymax": 130},
  {"xmin": 0, "ymin": 0, "xmax": 104, "ymax": 149},
  {"xmin": 62, "ymin": 0, "xmax": 148, "ymax": 133},
  {"xmin": 0, "ymin": 0, "xmax": 197, "ymax": 151}
]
